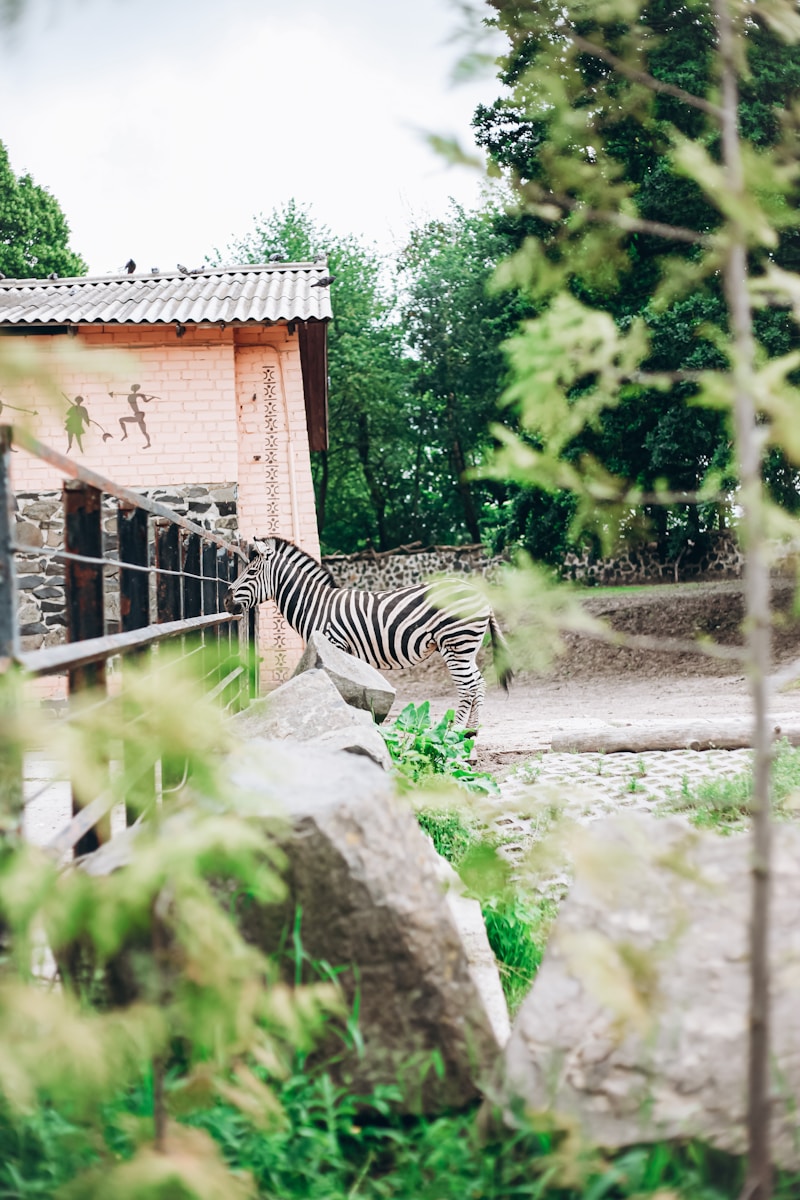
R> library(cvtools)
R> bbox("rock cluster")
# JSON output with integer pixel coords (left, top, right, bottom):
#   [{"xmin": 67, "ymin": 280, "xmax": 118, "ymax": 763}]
[{"xmin": 76, "ymin": 637, "xmax": 800, "ymax": 1158}]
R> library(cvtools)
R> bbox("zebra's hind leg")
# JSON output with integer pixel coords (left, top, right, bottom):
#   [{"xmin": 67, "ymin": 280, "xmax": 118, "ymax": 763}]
[{"xmin": 439, "ymin": 644, "xmax": 485, "ymax": 731}]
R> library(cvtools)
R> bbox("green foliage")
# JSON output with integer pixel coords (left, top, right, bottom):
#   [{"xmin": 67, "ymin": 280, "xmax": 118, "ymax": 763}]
[
  {"xmin": 0, "ymin": 139, "xmax": 87, "ymax": 279},
  {"xmin": 380, "ymin": 701, "xmax": 499, "ymax": 795},
  {"xmin": 416, "ymin": 807, "xmax": 480, "ymax": 865},
  {"xmin": 212, "ymin": 200, "xmax": 420, "ymax": 553},
  {"xmin": 666, "ymin": 739, "xmax": 800, "ymax": 831},
  {"xmin": 213, "ymin": 197, "xmax": 537, "ymax": 553},
  {"xmin": 0, "ymin": 653, "xmax": 336, "ymax": 1199},
  {"xmin": 473, "ymin": 2, "xmax": 800, "ymax": 563},
  {"xmin": 8, "ymin": 1062, "xmax": 800, "ymax": 1198},
  {"xmin": 398, "ymin": 201, "xmax": 533, "ymax": 545},
  {"xmin": 482, "ymin": 895, "xmax": 557, "ymax": 1016}
]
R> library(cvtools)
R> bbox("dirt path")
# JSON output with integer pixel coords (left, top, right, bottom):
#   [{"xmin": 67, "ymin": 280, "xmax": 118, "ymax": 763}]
[{"xmin": 387, "ymin": 580, "xmax": 800, "ymax": 772}]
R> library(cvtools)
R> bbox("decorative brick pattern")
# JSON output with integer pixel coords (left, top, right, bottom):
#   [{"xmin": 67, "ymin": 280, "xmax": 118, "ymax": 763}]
[{"xmin": 233, "ymin": 332, "xmax": 320, "ymax": 686}]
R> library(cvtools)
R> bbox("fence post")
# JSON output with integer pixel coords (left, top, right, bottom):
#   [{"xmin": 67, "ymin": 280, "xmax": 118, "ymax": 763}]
[
  {"xmin": 201, "ymin": 542, "xmax": 217, "ymax": 618},
  {"xmin": 64, "ymin": 480, "xmax": 106, "ymax": 855},
  {"xmin": 216, "ymin": 546, "xmax": 230, "ymax": 658},
  {"xmin": 119, "ymin": 504, "xmax": 149, "ymax": 633},
  {"xmin": 0, "ymin": 426, "xmax": 18, "ymax": 663},
  {"xmin": 182, "ymin": 532, "xmax": 201, "ymax": 622},
  {"xmin": 0, "ymin": 426, "xmax": 23, "ymax": 842},
  {"xmin": 119, "ymin": 503, "xmax": 153, "ymax": 825},
  {"xmin": 154, "ymin": 520, "xmax": 185, "ymax": 795},
  {"xmin": 155, "ymin": 520, "xmax": 182, "ymax": 623},
  {"xmin": 248, "ymin": 604, "xmax": 259, "ymax": 700}
]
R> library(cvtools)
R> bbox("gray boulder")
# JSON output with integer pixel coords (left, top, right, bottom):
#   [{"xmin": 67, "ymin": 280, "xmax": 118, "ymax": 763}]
[
  {"xmin": 228, "ymin": 739, "xmax": 503, "ymax": 1112},
  {"xmin": 229, "ymin": 669, "xmax": 391, "ymax": 769},
  {"xmin": 490, "ymin": 815, "xmax": 800, "ymax": 1169},
  {"xmin": 293, "ymin": 631, "xmax": 396, "ymax": 722}
]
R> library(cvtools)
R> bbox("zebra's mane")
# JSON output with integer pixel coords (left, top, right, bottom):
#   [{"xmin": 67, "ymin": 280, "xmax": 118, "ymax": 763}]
[{"xmin": 257, "ymin": 536, "xmax": 337, "ymax": 590}]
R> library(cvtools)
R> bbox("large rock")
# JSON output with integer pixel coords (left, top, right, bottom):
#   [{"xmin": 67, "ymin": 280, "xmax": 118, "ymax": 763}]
[
  {"xmin": 229, "ymin": 669, "xmax": 391, "ymax": 770},
  {"xmin": 490, "ymin": 815, "xmax": 800, "ymax": 1168},
  {"xmin": 293, "ymin": 631, "xmax": 396, "ymax": 723},
  {"xmin": 228, "ymin": 739, "xmax": 503, "ymax": 1112}
]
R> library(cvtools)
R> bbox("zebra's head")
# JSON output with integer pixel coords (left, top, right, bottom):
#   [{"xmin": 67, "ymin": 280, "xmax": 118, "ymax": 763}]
[{"xmin": 224, "ymin": 538, "xmax": 278, "ymax": 614}]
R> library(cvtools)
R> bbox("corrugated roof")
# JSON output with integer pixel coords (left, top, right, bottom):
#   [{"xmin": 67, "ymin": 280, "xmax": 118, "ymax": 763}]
[{"xmin": 0, "ymin": 262, "xmax": 334, "ymax": 326}]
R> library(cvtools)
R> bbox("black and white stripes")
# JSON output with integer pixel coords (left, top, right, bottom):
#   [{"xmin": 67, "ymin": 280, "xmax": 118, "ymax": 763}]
[{"xmin": 226, "ymin": 537, "xmax": 512, "ymax": 729}]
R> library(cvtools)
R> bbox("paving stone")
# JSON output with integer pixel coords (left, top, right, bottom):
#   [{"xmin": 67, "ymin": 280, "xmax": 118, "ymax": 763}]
[{"xmin": 487, "ymin": 747, "xmax": 756, "ymax": 894}]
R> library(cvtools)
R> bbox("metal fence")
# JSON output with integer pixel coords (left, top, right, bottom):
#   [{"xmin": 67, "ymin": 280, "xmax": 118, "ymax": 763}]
[{"xmin": 0, "ymin": 423, "xmax": 257, "ymax": 858}]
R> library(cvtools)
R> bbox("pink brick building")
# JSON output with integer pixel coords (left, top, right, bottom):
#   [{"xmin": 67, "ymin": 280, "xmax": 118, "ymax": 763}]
[{"xmin": 0, "ymin": 263, "xmax": 331, "ymax": 686}]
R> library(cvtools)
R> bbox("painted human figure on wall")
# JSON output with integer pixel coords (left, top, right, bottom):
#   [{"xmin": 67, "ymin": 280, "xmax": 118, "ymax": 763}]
[
  {"xmin": 62, "ymin": 393, "xmax": 113, "ymax": 452},
  {"xmin": 114, "ymin": 383, "xmax": 158, "ymax": 449}
]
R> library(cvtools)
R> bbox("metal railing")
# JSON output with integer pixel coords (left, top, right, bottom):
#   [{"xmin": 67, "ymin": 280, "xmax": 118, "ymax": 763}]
[{"xmin": 0, "ymin": 423, "xmax": 257, "ymax": 857}]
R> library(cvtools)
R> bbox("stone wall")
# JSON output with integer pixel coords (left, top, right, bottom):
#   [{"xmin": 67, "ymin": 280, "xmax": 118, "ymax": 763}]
[
  {"xmin": 14, "ymin": 483, "xmax": 239, "ymax": 653},
  {"xmin": 322, "ymin": 544, "xmax": 507, "ymax": 590},
  {"xmin": 14, "ymin": 520, "xmax": 759, "ymax": 657},
  {"xmin": 560, "ymin": 532, "xmax": 746, "ymax": 586}
]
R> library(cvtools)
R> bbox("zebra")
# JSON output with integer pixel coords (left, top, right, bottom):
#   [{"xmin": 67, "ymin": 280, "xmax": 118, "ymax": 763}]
[{"xmin": 225, "ymin": 537, "xmax": 512, "ymax": 730}]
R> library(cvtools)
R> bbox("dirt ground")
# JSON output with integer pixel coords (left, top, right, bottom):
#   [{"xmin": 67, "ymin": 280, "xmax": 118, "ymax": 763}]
[{"xmin": 387, "ymin": 580, "xmax": 800, "ymax": 772}]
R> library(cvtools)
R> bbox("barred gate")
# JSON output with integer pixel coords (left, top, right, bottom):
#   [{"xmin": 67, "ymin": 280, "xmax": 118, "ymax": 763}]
[{"xmin": 0, "ymin": 424, "xmax": 257, "ymax": 858}]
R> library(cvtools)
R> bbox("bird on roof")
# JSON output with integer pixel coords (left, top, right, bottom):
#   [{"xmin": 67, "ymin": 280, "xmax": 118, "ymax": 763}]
[
  {"xmin": 125, "ymin": 258, "xmax": 136, "ymax": 274},
  {"xmin": 48, "ymin": 272, "xmax": 58, "ymax": 280},
  {"xmin": 177, "ymin": 263, "xmax": 189, "ymax": 274},
  {"xmin": 268, "ymin": 253, "xmax": 284, "ymax": 263},
  {"xmin": 151, "ymin": 266, "xmax": 159, "ymax": 274},
  {"xmin": 311, "ymin": 275, "xmax": 336, "ymax": 288}
]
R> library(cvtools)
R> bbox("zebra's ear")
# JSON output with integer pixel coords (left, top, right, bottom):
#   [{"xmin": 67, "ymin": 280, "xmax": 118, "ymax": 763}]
[{"xmin": 251, "ymin": 539, "xmax": 268, "ymax": 559}]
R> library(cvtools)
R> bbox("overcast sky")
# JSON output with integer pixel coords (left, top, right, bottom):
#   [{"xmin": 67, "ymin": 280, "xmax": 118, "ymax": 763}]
[{"xmin": 0, "ymin": 0, "xmax": 504, "ymax": 276}]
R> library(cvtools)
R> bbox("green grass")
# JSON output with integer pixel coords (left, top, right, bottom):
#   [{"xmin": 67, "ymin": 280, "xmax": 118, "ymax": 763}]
[
  {"xmin": 665, "ymin": 739, "xmax": 800, "ymax": 831},
  {"xmin": 482, "ymin": 895, "xmax": 558, "ymax": 1016},
  {"xmin": 415, "ymin": 799, "xmax": 554, "ymax": 1016},
  {"xmin": 8, "ymin": 1069, "xmax": 800, "ymax": 1200},
  {"xmin": 416, "ymin": 807, "xmax": 481, "ymax": 864}
]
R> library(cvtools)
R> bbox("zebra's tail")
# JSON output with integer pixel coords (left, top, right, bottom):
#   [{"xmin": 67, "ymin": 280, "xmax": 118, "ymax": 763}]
[{"xmin": 489, "ymin": 612, "xmax": 514, "ymax": 693}]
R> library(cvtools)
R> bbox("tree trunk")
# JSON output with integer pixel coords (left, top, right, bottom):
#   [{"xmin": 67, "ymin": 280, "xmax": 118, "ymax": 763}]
[
  {"xmin": 354, "ymin": 408, "xmax": 389, "ymax": 549},
  {"xmin": 446, "ymin": 392, "xmax": 481, "ymax": 542},
  {"xmin": 715, "ymin": 5, "xmax": 774, "ymax": 1196}
]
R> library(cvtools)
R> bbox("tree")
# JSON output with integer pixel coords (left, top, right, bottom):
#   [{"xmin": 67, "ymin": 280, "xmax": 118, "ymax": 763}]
[
  {"xmin": 473, "ymin": 1, "xmax": 800, "ymax": 565},
  {"xmin": 0, "ymin": 139, "xmax": 87, "ymax": 278},
  {"xmin": 215, "ymin": 200, "xmax": 417, "ymax": 552},
  {"xmin": 399, "ymin": 201, "xmax": 531, "ymax": 545}
]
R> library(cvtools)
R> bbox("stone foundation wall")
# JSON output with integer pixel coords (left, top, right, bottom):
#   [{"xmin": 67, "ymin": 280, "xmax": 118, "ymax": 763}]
[
  {"xmin": 14, "ymin": 484, "xmax": 239, "ymax": 652},
  {"xmin": 560, "ymin": 533, "xmax": 746, "ymax": 586},
  {"xmin": 322, "ymin": 545, "xmax": 507, "ymax": 590}
]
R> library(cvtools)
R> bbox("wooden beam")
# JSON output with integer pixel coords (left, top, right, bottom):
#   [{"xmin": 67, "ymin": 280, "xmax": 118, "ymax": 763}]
[
  {"xmin": 548, "ymin": 718, "xmax": 800, "ymax": 754},
  {"xmin": 297, "ymin": 319, "xmax": 329, "ymax": 451}
]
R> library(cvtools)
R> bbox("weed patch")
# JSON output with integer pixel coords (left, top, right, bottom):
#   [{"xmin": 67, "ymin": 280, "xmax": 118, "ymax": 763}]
[
  {"xmin": 380, "ymin": 702, "xmax": 499, "ymax": 796},
  {"xmin": 665, "ymin": 740, "xmax": 800, "ymax": 831}
]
